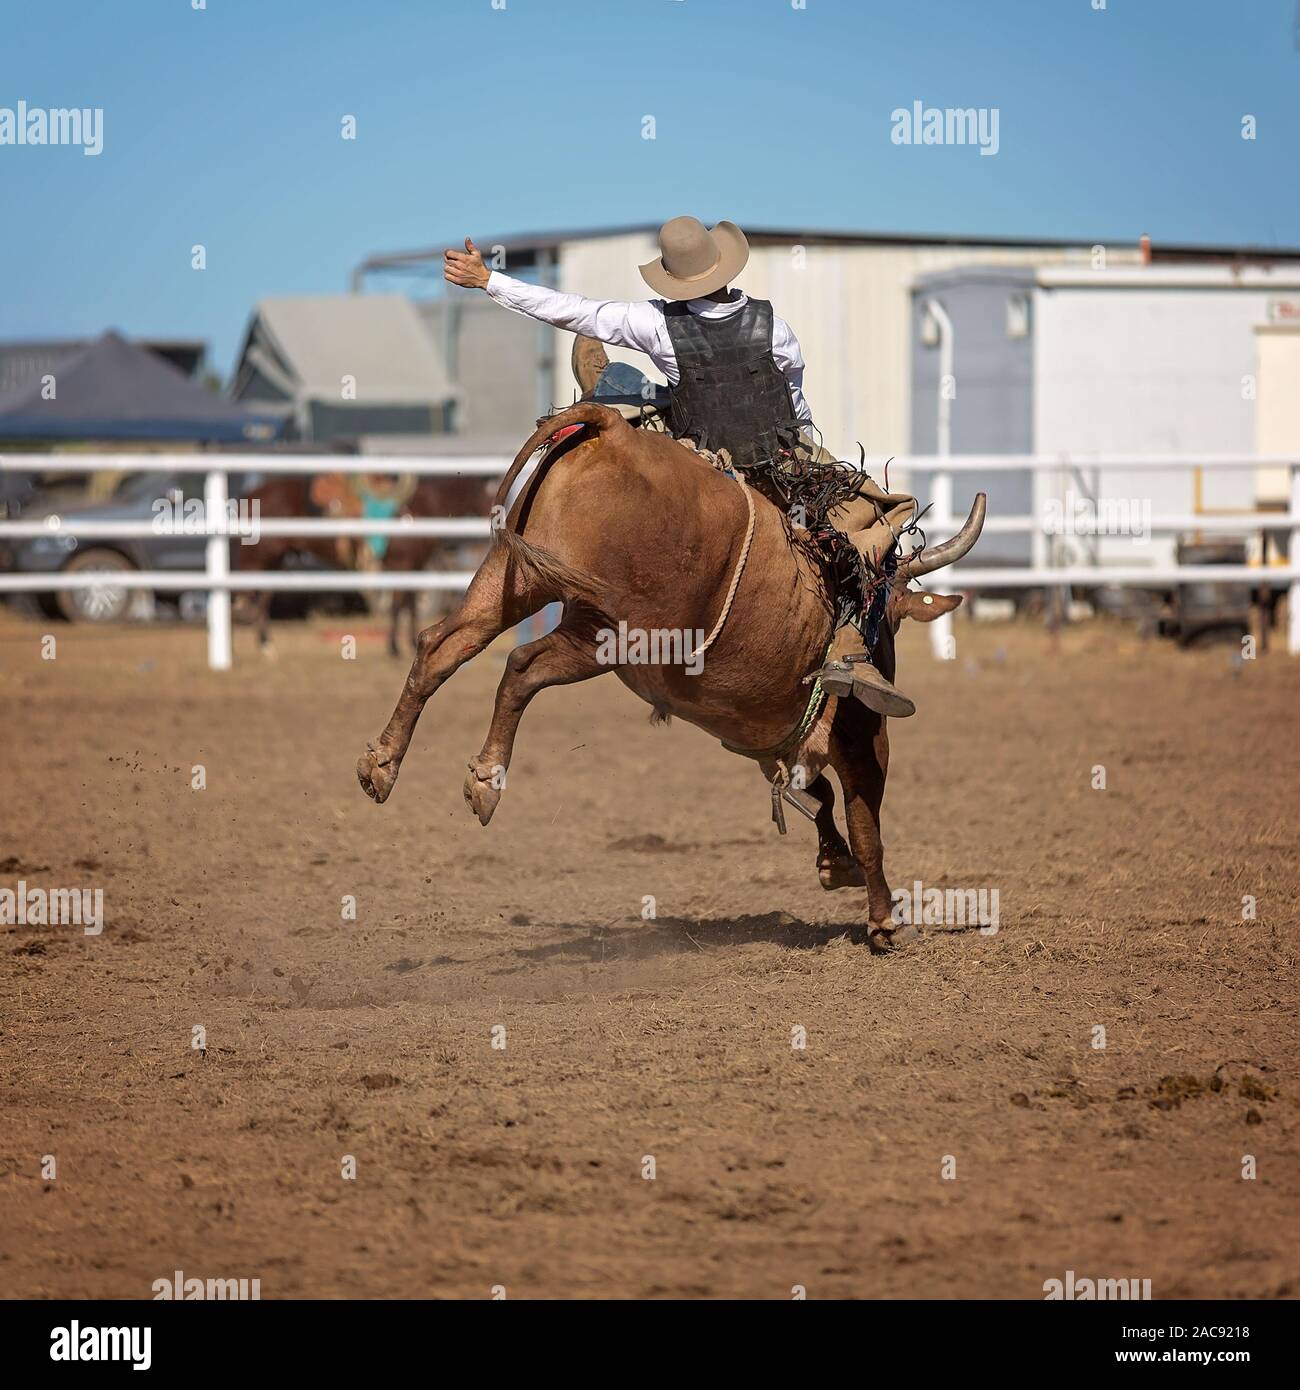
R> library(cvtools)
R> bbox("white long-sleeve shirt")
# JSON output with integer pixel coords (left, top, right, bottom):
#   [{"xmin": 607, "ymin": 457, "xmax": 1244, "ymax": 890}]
[{"xmin": 484, "ymin": 270, "xmax": 812, "ymax": 422}]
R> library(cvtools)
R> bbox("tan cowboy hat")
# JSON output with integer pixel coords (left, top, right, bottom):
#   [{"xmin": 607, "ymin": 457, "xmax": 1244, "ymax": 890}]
[{"xmin": 638, "ymin": 216, "xmax": 749, "ymax": 300}]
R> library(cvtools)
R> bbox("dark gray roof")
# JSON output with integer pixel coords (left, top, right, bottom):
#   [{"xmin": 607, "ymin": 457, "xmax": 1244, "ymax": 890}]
[
  {"xmin": 0, "ymin": 337, "xmax": 206, "ymax": 398},
  {"xmin": 0, "ymin": 332, "xmax": 281, "ymax": 442}
]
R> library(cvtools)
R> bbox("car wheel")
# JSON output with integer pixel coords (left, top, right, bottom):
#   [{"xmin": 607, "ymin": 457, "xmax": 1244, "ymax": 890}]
[{"xmin": 56, "ymin": 548, "xmax": 135, "ymax": 623}]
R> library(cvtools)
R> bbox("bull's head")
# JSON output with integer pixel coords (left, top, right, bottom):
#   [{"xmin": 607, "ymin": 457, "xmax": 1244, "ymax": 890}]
[{"xmin": 884, "ymin": 492, "xmax": 986, "ymax": 632}]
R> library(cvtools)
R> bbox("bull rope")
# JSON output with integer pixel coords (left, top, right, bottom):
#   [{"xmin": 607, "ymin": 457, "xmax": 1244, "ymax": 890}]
[
  {"xmin": 686, "ymin": 463, "xmax": 756, "ymax": 663},
  {"xmin": 720, "ymin": 645, "xmax": 833, "ymax": 835},
  {"xmin": 720, "ymin": 646, "xmax": 831, "ymax": 767},
  {"xmin": 693, "ymin": 446, "xmax": 831, "ymax": 767},
  {"xmin": 681, "ymin": 444, "xmax": 838, "ymax": 833}
]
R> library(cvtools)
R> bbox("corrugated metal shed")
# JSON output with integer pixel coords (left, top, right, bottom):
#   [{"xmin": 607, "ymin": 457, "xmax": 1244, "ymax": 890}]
[
  {"xmin": 548, "ymin": 233, "xmax": 1131, "ymax": 461},
  {"xmin": 908, "ymin": 261, "xmax": 1300, "ymax": 571},
  {"xmin": 354, "ymin": 225, "xmax": 1300, "ymax": 460},
  {"xmin": 231, "ymin": 295, "xmax": 457, "ymax": 442}
]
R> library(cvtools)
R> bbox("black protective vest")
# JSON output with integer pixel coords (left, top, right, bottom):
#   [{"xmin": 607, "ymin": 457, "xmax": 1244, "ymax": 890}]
[{"xmin": 663, "ymin": 297, "xmax": 801, "ymax": 469}]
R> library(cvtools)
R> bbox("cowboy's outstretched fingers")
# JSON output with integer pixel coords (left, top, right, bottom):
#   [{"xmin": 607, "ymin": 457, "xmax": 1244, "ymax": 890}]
[{"xmin": 444, "ymin": 236, "xmax": 490, "ymax": 289}]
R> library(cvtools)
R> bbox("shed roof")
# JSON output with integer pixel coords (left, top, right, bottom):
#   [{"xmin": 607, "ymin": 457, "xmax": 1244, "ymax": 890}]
[
  {"xmin": 233, "ymin": 295, "xmax": 456, "ymax": 407},
  {"xmin": 356, "ymin": 224, "xmax": 1300, "ymax": 284},
  {"xmin": 1035, "ymin": 265, "xmax": 1300, "ymax": 290}
]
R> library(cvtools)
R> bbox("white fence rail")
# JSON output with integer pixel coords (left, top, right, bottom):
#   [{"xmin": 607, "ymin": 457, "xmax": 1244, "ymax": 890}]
[
  {"xmin": 1, "ymin": 451, "xmax": 1297, "ymax": 666},
  {"xmin": 898, "ymin": 453, "xmax": 1300, "ymax": 657},
  {"xmin": 0, "ymin": 453, "xmax": 510, "ymax": 668}
]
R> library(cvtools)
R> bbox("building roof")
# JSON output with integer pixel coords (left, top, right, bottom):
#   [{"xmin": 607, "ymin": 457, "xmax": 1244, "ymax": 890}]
[
  {"xmin": 355, "ymin": 224, "xmax": 1300, "ymax": 284},
  {"xmin": 912, "ymin": 264, "xmax": 1041, "ymax": 292},
  {"xmin": 0, "ymin": 337, "xmax": 206, "ymax": 398},
  {"xmin": 231, "ymin": 295, "xmax": 456, "ymax": 407},
  {"xmin": 1036, "ymin": 265, "xmax": 1300, "ymax": 290},
  {"xmin": 915, "ymin": 262, "xmax": 1300, "ymax": 295},
  {"xmin": 0, "ymin": 331, "xmax": 281, "ymax": 442}
]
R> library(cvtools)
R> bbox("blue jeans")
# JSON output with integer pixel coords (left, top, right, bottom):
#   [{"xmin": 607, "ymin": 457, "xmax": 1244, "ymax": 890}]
[{"xmin": 592, "ymin": 362, "xmax": 670, "ymax": 408}]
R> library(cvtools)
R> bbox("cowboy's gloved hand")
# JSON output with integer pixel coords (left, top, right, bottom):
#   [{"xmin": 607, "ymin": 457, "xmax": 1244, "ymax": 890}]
[{"xmin": 444, "ymin": 237, "xmax": 491, "ymax": 289}]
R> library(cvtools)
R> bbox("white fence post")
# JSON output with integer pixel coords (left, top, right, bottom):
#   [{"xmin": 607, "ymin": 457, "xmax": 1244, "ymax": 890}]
[
  {"xmin": 205, "ymin": 468, "xmax": 232, "ymax": 671},
  {"xmin": 929, "ymin": 470, "xmax": 954, "ymax": 660},
  {"xmin": 923, "ymin": 297, "xmax": 956, "ymax": 661},
  {"xmin": 1290, "ymin": 462, "xmax": 1300, "ymax": 657}
]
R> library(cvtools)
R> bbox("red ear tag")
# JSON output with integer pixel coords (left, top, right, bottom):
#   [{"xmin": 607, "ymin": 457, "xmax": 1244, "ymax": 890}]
[{"xmin": 547, "ymin": 423, "xmax": 584, "ymax": 446}]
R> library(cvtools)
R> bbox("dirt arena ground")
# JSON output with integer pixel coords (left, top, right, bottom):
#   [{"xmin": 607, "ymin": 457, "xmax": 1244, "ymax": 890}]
[{"xmin": 1, "ymin": 607, "xmax": 1296, "ymax": 1300}]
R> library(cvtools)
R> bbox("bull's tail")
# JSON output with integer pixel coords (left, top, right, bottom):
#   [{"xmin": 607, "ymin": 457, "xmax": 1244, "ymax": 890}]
[
  {"xmin": 494, "ymin": 526, "xmax": 601, "ymax": 604},
  {"xmin": 487, "ymin": 402, "xmax": 630, "ymax": 606},
  {"xmin": 490, "ymin": 401, "xmax": 632, "ymax": 515}
]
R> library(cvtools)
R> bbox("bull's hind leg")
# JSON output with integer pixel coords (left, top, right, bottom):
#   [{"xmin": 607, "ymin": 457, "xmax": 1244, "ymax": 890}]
[
  {"xmin": 358, "ymin": 546, "xmax": 531, "ymax": 803},
  {"xmin": 831, "ymin": 704, "xmax": 911, "ymax": 952},
  {"xmin": 464, "ymin": 615, "xmax": 605, "ymax": 825},
  {"xmin": 809, "ymin": 773, "xmax": 866, "ymax": 890}
]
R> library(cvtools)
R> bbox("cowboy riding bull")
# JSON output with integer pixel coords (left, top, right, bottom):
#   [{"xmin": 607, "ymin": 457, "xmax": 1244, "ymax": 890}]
[{"xmin": 357, "ymin": 217, "xmax": 983, "ymax": 951}]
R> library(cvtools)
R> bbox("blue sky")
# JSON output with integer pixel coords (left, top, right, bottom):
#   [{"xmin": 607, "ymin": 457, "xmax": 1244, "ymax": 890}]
[{"xmin": 1, "ymin": 0, "xmax": 1297, "ymax": 378}]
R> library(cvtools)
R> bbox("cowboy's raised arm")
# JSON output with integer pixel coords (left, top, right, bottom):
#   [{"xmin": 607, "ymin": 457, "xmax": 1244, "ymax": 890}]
[{"xmin": 444, "ymin": 238, "xmax": 660, "ymax": 355}]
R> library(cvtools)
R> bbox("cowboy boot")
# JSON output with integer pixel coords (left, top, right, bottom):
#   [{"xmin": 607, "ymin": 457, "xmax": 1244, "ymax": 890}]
[
  {"xmin": 571, "ymin": 335, "xmax": 609, "ymax": 395},
  {"xmin": 814, "ymin": 623, "xmax": 916, "ymax": 718}
]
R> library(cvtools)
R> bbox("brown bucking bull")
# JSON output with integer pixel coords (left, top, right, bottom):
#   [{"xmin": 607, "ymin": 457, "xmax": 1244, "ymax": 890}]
[{"xmin": 357, "ymin": 403, "xmax": 984, "ymax": 951}]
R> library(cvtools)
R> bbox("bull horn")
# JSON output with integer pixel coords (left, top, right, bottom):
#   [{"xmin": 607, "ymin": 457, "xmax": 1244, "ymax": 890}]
[{"xmin": 900, "ymin": 492, "xmax": 986, "ymax": 578}]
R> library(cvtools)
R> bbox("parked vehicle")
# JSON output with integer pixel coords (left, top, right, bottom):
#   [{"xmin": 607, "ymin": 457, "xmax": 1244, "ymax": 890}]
[
  {"xmin": 0, "ymin": 468, "xmax": 373, "ymax": 625},
  {"xmin": 0, "ymin": 470, "xmax": 247, "ymax": 622}
]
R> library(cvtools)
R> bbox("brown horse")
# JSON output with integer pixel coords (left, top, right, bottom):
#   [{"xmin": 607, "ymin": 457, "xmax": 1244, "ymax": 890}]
[
  {"xmin": 357, "ymin": 403, "xmax": 983, "ymax": 950},
  {"xmin": 235, "ymin": 473, "xmax": 493, "ymax": 655}
]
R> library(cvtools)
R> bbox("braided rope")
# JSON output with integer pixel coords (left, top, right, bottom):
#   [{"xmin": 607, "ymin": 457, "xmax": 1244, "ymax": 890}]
[
  {"xmin": 685, "ymin": 448, "xmax": 827, "ymax": 769},
  {"xmin": 687, "ymin": 468, "xmax": 756, "ymax": 663},
  {"xmin": 721, "ymin": 664, "xmax": 828, "ymax": 765}
]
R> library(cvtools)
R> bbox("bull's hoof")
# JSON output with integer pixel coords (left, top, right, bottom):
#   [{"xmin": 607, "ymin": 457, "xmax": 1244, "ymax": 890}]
[
  {"xmin": 818, "ymin": 855, "xmax": 867, "ymax": 891},
  {"xmin": 463, "ymin": 762, "xmax": 502, "ymax": 826},
  {"xmin": 866, "ymin": 921, "xmax": 921, "ymax": 954},
  {"xmin": 357, "ymin": 741, "xmax": 400, "ymax": 804}
]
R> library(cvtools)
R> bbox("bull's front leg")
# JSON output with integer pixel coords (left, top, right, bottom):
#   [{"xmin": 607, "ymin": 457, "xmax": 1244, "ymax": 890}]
[
  {"xmin": 832, "ymin": 704, "xmax": 910, "ymax": 952},
  {"xmin": 464, "ymin": 619, "xmax": 606, "ymax": 825}
]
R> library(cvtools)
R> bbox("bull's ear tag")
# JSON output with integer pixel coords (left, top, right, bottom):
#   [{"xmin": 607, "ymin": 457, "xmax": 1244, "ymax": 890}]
[{"xmin": 922, "ymin": 594, "xmax": 934, "ymax": 605}]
